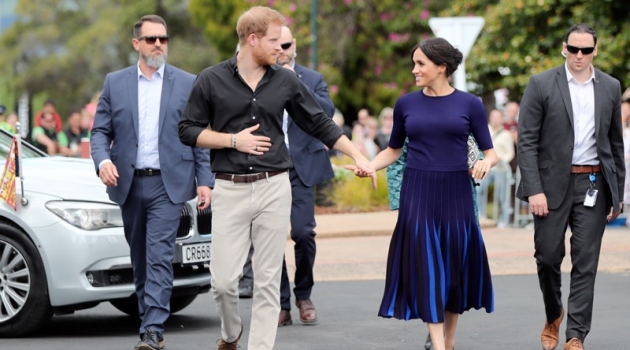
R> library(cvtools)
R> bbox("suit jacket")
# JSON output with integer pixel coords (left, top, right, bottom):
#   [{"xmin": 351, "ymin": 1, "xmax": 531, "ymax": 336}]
[
  {"xmin": 516, "ymin": 64, "xmax": 624, "ymax": 211},
  {"xmin": 90, "ymin": 64, "xmax": 214, "ymax": 206},
  {"xmin": 287, "ymin": 64, "xmax": 335, "ymax": 187}
]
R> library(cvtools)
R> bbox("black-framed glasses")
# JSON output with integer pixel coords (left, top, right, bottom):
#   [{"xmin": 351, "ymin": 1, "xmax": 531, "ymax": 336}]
[
  {"xmin": 138, "ymin": 35, "xmax": 169, "ymax": 45},
  {"xmin": 565, "ymin": 44, "xmax": 595, "ymax": 55},
  {"xmin": 280, "ymin": 42, "xmax": 292, "ymax": 50}
]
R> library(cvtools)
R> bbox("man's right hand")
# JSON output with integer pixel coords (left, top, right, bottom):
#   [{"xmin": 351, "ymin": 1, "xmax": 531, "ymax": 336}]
[
  {"xmin": 235, "ymin": 124, "xmax": 272, "ymax": 155},
  {"xmin": 99, "ymin": 162, "xmax": 119, "ymax": 187},
  {"xmin": 528, "ymin": 193, "xmax": 549, "ymax": 217}
]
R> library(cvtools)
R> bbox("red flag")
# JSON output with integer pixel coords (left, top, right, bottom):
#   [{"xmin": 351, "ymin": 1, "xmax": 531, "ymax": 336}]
[{"xmin": 0, "ymin": 135, "xmax": 18, "ymax": 210}]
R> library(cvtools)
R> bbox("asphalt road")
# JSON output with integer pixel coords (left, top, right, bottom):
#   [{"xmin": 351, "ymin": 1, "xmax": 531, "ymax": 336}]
[{"xmin": 3, "ymin": 272, "xmax": 628, "ymax": 350}]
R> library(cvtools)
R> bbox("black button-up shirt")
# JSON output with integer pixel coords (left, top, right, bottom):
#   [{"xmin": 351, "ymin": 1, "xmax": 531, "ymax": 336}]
[{"xmin": 179, "ymin": 56, "xmax": 343, "ymax": 174}]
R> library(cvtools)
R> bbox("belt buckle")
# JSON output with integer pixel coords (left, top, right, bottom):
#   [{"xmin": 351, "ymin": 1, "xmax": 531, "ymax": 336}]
[
  {"xmin": 253, "ymin": 173, "xmax": 261, "ymax": 182},
  {"xmin": 147, "ymin": 169, "xmax": 153, "ymax": 176}
]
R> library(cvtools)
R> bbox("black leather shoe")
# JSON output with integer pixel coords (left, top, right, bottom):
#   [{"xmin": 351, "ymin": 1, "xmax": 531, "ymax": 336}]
[
  {"xmin": 238, "ymin": 286, "xmax": 253, "ymax": 299},
  {"xmin": 134, "ymin": 327, "xmax": 165, "ymax": 350}
]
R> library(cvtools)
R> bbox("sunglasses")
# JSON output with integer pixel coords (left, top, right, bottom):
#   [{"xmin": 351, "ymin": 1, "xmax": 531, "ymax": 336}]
[
  {"xmin": 280, "ymin": 42, "xmax": 292, "ymax": 50},
  {"xmin": 138, "ymin": 35, "xmax": 169, "ymax": 45},
  {"xmin": 565, "ymin": 44, "xmax": 595, "ymax": 55}
]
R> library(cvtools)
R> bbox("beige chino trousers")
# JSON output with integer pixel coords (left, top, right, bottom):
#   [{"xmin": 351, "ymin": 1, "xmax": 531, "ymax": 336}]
[{"xmin": 210, "ymin": 172, "xmax": 291, "ymax": 350}]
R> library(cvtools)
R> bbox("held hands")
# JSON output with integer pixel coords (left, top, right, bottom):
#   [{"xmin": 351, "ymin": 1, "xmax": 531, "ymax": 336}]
[
  {"xmin": 99, "ymin": 162, "xmax": 119, "ymax": 187},
  {"xmin": 344, "ymin": 157, "xmax": 377, "ymax": 189},
  {"xmin": 197, "ymin": 186, "xmax": 212, "ymax": 210},
  {"xmin": 234, "ymin": 124, "xmax": 272, "ymax": 155}
]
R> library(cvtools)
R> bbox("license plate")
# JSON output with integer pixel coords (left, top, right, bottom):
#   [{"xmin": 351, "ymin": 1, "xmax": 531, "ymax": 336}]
[{"xmin": 181, "ymin": 243, "xmax": 211, "ymax": 264}]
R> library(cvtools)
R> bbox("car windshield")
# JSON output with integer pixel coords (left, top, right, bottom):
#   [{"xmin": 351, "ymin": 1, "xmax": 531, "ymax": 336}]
[{"xmin": 0, "ymin": 130, "xmax": 46, "ymax": 161}]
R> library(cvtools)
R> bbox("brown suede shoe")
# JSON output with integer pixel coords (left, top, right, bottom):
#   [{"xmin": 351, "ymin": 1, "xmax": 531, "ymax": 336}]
[
  {"xmin": 541, "ymin": 308, "xmax": 564, "ymax": 350},
  {"xmin": 278, "ymin": 309, "xmax": 293, "ymax": 327},
  {"xmin": 296, "ymin": 299, "xmax": 318, "ymax": 324},
  {"xmin": 563, "ymin": 338, "xmax": 584, "ymax": 350},
  {"xmin": 217, "ymin": 324, "xmax": 243, "ymax": 350}
]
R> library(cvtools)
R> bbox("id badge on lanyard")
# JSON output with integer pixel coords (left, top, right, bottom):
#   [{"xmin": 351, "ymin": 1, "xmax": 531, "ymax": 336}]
[{"xmin": 584, "ymin": 173, "xmax": 598, "ymax": 207}]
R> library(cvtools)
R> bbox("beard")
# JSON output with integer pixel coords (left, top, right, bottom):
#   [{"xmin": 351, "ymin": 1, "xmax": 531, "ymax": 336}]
[
  {"xmin": 277, "ymin": 50, "xmax": 297, "ymax": 66},
  {"xmin": 252, "ymin": 44, "xmax": 275, "ymax": 66},
  {"xmin": 143, "ymin": 51, "xmax": 167, "ymax": 68}
]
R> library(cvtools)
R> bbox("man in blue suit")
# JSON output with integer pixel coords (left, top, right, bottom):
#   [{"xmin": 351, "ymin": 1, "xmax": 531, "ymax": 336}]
[
  {"xmin": 277, "ymin": 25, "xmax": 336, "ymax": 327},
  {"xmin": 239, "ymin": 25, "xmax": 336, "ymax": 326},
  {"xmin": 90, "ymin": 15, "xmax": 214, "ymax": 350}
]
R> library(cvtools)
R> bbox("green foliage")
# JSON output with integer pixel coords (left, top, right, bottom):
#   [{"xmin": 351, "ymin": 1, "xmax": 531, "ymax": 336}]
[
  {"xmin": 7, "ymin": 0, "xmax": 630, "ymax": 125},
  {"xmin": 188, "ymin": 0, "xmax": 249, "ymax": 60},
  {"xmin": 329, "ymin": 167, "xmax": 390, "ymax": 212},
  {"xmin": 328, "ymin": 156, "xmax": 389, "ymax": 212},
  {"xmin": 443, "ymin": 0, "xmax": 630, "ymax": 101},
  {"xmin": 0, "ymin": 0, "xmax": 219, "ymax": 120}
]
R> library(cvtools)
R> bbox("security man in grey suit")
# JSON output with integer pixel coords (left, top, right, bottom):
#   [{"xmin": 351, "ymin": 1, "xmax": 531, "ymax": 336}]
[
  {"xmin": 517, "ymin": 24, "xmax": 624, "ymax": 350},
  {"xmin": 90, "ymin": 15, "xmax": 214, "ymax": 350}
]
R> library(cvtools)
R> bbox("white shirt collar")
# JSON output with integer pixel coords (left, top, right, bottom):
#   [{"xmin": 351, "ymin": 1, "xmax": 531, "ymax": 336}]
[
  {"xmin": 565, "ymin": 62, "xmax": 595, "ymax": 84},
  {"xmin": 137, "ymin": 62, "xmax": 165, "ymax": 80}
]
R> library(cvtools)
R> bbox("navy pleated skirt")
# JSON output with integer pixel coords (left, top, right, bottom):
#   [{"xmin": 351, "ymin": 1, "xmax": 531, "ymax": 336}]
[{"xmin": 378, "ymin": 168, "xmax": 494, "ymax": 322}]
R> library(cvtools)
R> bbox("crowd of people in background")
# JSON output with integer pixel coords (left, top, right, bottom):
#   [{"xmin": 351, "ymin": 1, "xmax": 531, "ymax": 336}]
[
  {"xmin": 338, "ymin": 106, "xmax": 395, "ymax": 161},
  {"xmin": 0, "ymin": 94, "xmax": 98, "ymax": 157}
]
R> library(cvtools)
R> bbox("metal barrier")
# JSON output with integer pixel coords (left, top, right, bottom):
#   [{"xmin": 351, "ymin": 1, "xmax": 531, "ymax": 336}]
[{"xmin": 476, "ymin": 164, "xmax": 527, "ymax": 227}]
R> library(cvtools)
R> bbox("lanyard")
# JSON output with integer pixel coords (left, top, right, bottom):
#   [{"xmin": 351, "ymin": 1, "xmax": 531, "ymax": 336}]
[{"xmin": 588, "ymin": 172, "xmax": 596, "ymax": 195}]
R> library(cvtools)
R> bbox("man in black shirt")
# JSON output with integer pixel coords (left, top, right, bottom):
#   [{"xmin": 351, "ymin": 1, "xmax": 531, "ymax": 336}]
[{"xmin": 178, "ymin": 6, "xmax": 373, "ymax": 350}]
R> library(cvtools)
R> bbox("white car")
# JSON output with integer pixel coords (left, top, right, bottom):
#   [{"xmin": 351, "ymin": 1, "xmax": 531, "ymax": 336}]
[{"xmin": 0, "ymin": 129, "xmax": 212, "ymax": 337}]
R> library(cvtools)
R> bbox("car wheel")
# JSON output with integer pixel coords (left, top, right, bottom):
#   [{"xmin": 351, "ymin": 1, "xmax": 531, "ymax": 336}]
[
  {"xmin": 0, "ymin": 223, "xmax": 53, "ymax": 337},
  {"xmin": 110, "ymin": 294, "xmax": 198, "ymax": 316}
]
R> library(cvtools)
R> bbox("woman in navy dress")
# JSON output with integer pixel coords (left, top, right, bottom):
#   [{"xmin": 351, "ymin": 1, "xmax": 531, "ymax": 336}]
[{"xmin": 350, "ymin": 38, "xmax": 498, "ymax": 350}]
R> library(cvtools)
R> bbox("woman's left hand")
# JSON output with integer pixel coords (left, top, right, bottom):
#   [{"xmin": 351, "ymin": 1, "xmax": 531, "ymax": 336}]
[{"xmin": 471, "ymin": 159, "xmax": 492, "ymax": 181}]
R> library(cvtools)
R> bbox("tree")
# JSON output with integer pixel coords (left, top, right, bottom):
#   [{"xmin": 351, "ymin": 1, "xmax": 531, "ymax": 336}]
[
  {"xmin": 188, "ymin": 0, "xmax": 248, "ymax": 60},
  {"xmin": 442, "ymin": 0, "xmax": 630, "ymax": 102},
  {"xmin": 0, "ymin": 0, "xmax": 219, "ymax": 120}
]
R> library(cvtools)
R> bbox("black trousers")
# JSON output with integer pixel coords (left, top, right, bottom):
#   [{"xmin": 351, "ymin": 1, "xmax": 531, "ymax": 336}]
[
  {"xmin": 279, "ymin": 168, "xmax": 317, "ymax": 310},
  {"xmin": 533, "ymin": 172, "xmax": 608, "ymax": 342}
]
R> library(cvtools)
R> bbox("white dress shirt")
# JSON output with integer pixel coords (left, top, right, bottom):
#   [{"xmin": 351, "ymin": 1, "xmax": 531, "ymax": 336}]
[
  {"xmin": 135, "ymin": 63, "xmax": 164, "ymax": 169},
  {"xmin": 282, "ymin": 62, "xmax": 297, "ymax": 150},
  {"xmin": 566, "ymin": 63, "xmax": 598, "ymax": 165},
  {"xmin": 282, "ymin": 110, "xmax": 290, "ymax": 150}
]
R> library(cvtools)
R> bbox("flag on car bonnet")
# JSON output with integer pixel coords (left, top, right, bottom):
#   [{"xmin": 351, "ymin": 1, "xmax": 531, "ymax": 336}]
[{"xmin": 0, "ymin": 135, "xmax": 19, "ymax": 210}]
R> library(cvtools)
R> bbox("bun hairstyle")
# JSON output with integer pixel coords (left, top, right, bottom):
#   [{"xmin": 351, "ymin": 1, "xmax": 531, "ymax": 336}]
[{"xmin": 410, "ymin": 38, "xmax": 463, "ymax": 78}]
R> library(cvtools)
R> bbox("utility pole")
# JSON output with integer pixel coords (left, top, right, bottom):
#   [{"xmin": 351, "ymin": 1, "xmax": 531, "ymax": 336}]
[{"xmin": 310, "ymin": 0, "xmax": 318, "ymax": 70}]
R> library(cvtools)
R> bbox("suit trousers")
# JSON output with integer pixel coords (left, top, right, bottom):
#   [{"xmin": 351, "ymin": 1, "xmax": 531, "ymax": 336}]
[
  {"xmin": 120, "ymin": 175, "xmax": 184, "ymax": 334},
  {"xmin": 210, "ymin": 172, "xmax": 291, "ymax": 350},
  {"xmin": 280, "ymin": 168, "xmax": 317, "ymax": 310},
  {"xmin": 533, "ymin": 172, "xmax": 607, "ymax": 342}
]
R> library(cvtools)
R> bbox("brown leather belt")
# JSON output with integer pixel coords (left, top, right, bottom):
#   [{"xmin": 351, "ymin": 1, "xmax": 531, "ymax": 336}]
[
  {"xmin": 570, "ymin": 165, "xmax": 601, "ymax": 174},
  {"xmin": 215, "ymin": 170, "xmax": 287, "ymax": 183}
]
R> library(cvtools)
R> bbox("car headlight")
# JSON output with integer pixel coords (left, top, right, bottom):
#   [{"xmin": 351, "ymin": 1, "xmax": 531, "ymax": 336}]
[{"xmin": 45, "ymin": 201, "xmax": 124, "ymax": 230}]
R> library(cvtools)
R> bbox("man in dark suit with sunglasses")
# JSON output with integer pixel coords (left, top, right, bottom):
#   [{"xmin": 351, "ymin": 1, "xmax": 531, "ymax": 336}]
[
  {"xmin": 91, "ymin": 14, "xmax": 213, "ymax": 350},
  {"xmin": 275, "ymin": 25, "xmax": 336, "ymax": 327},
  {"xmin": 517, "ymin": 23, "xmax": 624, "ymax": 350}
]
